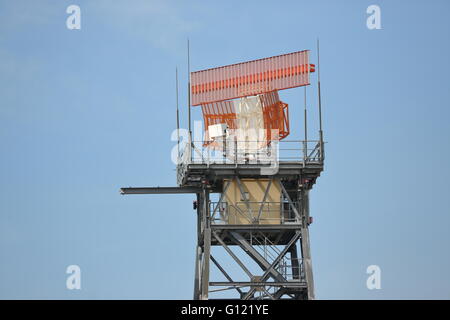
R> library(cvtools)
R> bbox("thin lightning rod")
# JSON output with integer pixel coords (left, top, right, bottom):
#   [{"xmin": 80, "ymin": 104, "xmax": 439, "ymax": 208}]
[
  {"xmin": 176, "ymin": 67, "xmax": 180, "ymax": 160},
  {"xmin": 304, "ymin": 85, "xmax": 308, "ymax": 162},
  {"xmin": 317, "ymin": 39, "xmax": 323, "ymax": 133},
  {"xmin": 317, "ymin": 39, "xmax": 324, "ymax": 160},
  {"xmin": 187, "ymin": 39, "xmax": 192, "ymax": 161}
]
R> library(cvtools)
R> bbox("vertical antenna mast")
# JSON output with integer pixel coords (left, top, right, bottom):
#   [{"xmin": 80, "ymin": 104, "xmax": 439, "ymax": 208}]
[
  {"xmin": 304, "ymin": 85, "xmax": 308, "ymax": 163},
  {"xmin": 317, "ymin": 39, "xmax": 324, "ymax": 160},
  {"xmin": 176, "ymin": 67, "xmax": 180, "ymax": 160},
  {"xmin": 187, "ymin": 39, "xmax": 192, "ymax": 161}
]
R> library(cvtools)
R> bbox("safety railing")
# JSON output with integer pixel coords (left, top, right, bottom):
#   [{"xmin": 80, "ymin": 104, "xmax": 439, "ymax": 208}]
[
  {"xmin": 210, "ymin": 201, "xmax": 299, "ymax": 225},
  {"xmin": 277, "ymin": 257, "xmax": 305, "ymax": 281},
  {"xmin": 178, "ymin": 139, "xmax": 323, "ymax": 166}
]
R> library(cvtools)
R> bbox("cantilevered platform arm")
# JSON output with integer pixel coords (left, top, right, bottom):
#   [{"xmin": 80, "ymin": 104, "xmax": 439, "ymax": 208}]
[{"xmin": 120, "ymin": 186, "xmax": 203, "ymax": 195}]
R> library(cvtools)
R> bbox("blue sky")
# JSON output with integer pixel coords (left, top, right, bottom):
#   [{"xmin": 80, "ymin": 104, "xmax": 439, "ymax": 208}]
[{"xmin": 0, "ymin": 0, "xmax": 449, "ymax": 299}]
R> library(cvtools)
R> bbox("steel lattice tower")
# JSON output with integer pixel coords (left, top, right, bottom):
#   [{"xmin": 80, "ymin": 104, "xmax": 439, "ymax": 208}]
[{"xmin": 121, "ymin": 46, "xmax": 325, "ymax": 300}]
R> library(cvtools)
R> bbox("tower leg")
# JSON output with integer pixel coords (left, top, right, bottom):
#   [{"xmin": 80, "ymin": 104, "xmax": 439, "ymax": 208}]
[
  {"xmin": 300, "ymin": 189, "xmax": 315, "ymax": 300},
  {"xmin": 193, "ymin": 245, "xmax": 201, "ymax": 300},
  {"xmin": 193, "ymin": 193, "xmax": 202, "ymax": 300},
  {"xmin": 198, "ymin": 188, "xmax": 211, "ymax": 300},
  {"xmin": 200, "ymin": 228, "xmax": 211, "ymax": 300}
]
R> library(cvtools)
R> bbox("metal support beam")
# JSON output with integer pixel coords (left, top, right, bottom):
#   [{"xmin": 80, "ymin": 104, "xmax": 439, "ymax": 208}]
[
  {"xmin": 210, "ymin": 255, "xmax": 243, "ymax": 296},
  {"xmin": 193, "ymin": 192, "xmax": 202, "ymax": 300},
  {"xmin": 300, "ymin": 189, "xmax": 315, "ymax": 299},
  {"xmin": 209, "ymin": 282, "xmax": 307, "ymax": 288},
  {"xmin": 211, "ymin": 180, "xmax": 231, "ymax": 221},
  {"xmin": 242, "ymin": 231, "xmax": 301, "ymax": 300},
  {"xmin": 200, "ymin": 188, "xmax": 211, "ymax": 300},
  {"xmin": 228, "ymin": 231, "xmax": 285, "ymax": 282},
  {"xmin": 256, "ymin": 179, "xmax": 272, "ymax": 223},
  {"xmin": 120, "ymin": 186, "xmax": 203, "ymax": 195},
  {"xmin": 280, "ymin": 182, "xmax": 301, "ymax": 222},
  {"xmin": 235, "ymin": 177, "xmax": 253, "ymax": 218},
  {"xmin": 193, "ymin": 245, "xmax": 202, "ymax": 300},
  {"xmin": 200, "ymin": 228, "xmax": 211, "ymax": 299},
  {"xmin": 212, "ymin": 231, "xmax": 254, "ymax": 279},
  {"xmin": 290, "ymin": 244, "xmax": 301, "ymax": 280}
]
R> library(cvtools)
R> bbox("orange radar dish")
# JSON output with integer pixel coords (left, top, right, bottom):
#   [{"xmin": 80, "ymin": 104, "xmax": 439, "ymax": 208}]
[
  {"xmin": 191, "ymin": 50, "xmax": 314, "ymax": 106},
  {"xmin": 202, "ymin": 90, "xmax": 289, "ymax": 146}
]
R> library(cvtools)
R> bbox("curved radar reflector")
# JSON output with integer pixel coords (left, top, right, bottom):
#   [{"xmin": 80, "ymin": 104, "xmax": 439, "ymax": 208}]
[
  {"xmin": 233, "ymin": 95, "xmax": 266, "ymax": 153},
  {"xmin": 202, "ymin": 91, "xmax": 290, "ymax": 158}
]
